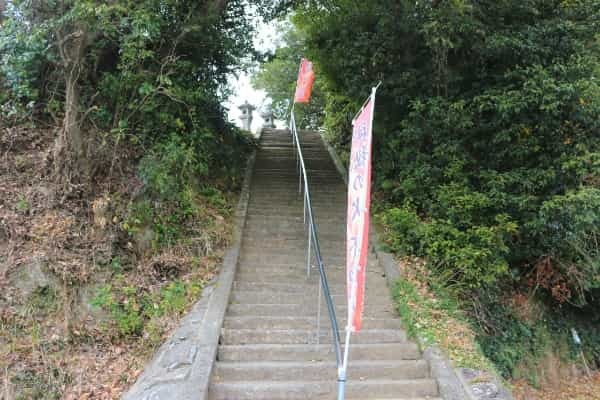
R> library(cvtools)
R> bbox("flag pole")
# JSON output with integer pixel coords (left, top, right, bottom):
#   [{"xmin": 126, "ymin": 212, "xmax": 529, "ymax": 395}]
[
  {"xmin": 337, "ymin": 299, "xmax": 354, "ymax": 400},
  {"xmin": 339, "ymin": 83, "xmax": 380, "ymax": 400}
]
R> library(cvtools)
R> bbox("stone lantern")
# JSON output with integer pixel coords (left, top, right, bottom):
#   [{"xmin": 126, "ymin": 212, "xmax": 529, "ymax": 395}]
[
  {"xmin": 238, "ymin": 101, "xmax": 256, "ymax": 131},
  {"xmin": 261, "ymin": 107, "xmax": 276, "ymax": 129}
]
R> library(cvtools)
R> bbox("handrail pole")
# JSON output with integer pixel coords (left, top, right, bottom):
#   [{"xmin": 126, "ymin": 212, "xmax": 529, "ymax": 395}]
[
  {"xmin": 303, "ymin": 189, "xmax": 307, "ymax": 226},
  {"xmin": 290, "ymin": 107, "xmax": 343, "ymax": 392},
  {"xmin": 311, "ymin": 224, "xmax": 342, "ymax": 365},
  {"xmin": 316, "ymin": 273, "xmax": 322, "ymax": 345},
  {"xmin": 307, "ymin": 221, "xmax": 312, "ymax": 278}
]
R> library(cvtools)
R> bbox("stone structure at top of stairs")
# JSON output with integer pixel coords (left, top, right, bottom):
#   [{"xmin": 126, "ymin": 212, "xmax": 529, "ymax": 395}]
[{"xmin": 207, "ymin": 128, "xmax": 443, "ymax": 400}]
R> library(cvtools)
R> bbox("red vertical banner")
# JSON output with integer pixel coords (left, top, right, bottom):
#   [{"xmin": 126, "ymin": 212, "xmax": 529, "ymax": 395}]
[
  {"xmin": 294, "ymin": 58, "xmax": 315, "ymax": 103},
  {"xmin": 346, "ymin": 92, "xmax": 376, "ymax": 333}
]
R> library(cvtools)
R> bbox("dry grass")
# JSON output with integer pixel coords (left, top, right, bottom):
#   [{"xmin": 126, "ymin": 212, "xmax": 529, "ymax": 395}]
[
  {"xmin": 0, "ymin": 126, "xmax": 235, "ymax": 399},
  {"xmin": 394, "ymin": 257, "xmax": 496, "ymax": 372},
  {"xmin": 513, "ymin": 372, "xmax": 600, "ymax": 400}
]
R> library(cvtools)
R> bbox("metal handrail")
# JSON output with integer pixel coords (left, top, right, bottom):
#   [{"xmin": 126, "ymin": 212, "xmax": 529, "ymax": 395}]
[{"xmin": 288, "ymin": 110, "xmax": 343, "ymax": 372}]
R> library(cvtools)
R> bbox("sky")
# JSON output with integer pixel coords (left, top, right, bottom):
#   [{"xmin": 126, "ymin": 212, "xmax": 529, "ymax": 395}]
[{"xmin": 224, "ymin": 14, "xmax": 282, "ymax": 134}]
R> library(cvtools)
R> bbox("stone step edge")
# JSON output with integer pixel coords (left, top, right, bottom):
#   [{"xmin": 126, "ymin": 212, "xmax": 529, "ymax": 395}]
[{"xmin": 208, "ymin": 379, "xmax": 440, "ymax": 399}]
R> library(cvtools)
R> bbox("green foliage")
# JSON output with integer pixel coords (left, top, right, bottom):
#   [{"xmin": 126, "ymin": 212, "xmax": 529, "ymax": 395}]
[
  {"xmin": 472, "ymin": 291, "xmax": 600, "ymax": 381},
  {"xmin": 1, "ymin": 0, "xmax": 259, "ymax": 195},
  {"xmin": 139, "ymin": 134, "xmax": 203, "ymax": 200},
  {"xmin": 12, "ymin": 367, "xmax": 71, "ymax": 400},
  {"xmin": 253, "ymin": 25, "xmax": 326, "ymax": 128},
  {"xmin": 378, "ymin": 207, "xmax": 517, "ymax": 290},
  {"xmin": 529, "ymin": 188, "xmax": 600, "ymax": 304},
  {"xmin": 260, "ymin": 0, "xmax": 600, "ymax": 378},
  {"xmin": 279, "ymin": 0, "xmax": 600, "ymax": 300},
  {"xmin": 476, "ymin": 303, "xmax": 552, "ymax": 380},
  {"xmin": 423, "ymin": 216, "xmax": 517, "ymax": 290},
  {"xmin": 92, "ymin": 283, "xmax": 144, "ymax": 336},
  {"xmin": 15, "ymin": 195, "xmax": 29, "ymax": 213},
  {"xmin": 120, "ymin": 181, "xmax": 231, "ymax": 250},
  {"xmin": 377, "ymin": 206, "xmax": 423, "ymax": 256},
  {"xmin": 92, "ymin": 276, "xmax": 203, "ymax": 338},
  {"xmin": 0, "ymin": 6, "xmax": 47, "ymax": 124},
  {"xmin": 25, "ymin": 286, "xmax": 58, "ymax": 316},
  {"xmin": 392, "ymin": 278, "xmax": 495, "ymax": 371}
]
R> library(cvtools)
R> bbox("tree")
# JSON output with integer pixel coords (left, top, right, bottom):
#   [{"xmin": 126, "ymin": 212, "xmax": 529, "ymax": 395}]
[
  {"xmin": 258, "ymin": 0, "xmax": 600, "ymax": 377},
  {"xmin": 252, "ymin": 25, "xmax": 325, "ymax": 129},
  {"xmin": 1, "ymin": 0, "xmax": 272, "ymax": 196}
]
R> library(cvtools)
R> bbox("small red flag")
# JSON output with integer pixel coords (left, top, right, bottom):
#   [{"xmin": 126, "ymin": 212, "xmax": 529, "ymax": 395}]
[{"xmin": 294, "ymin": 58, "xmax": 315, "ymax": 103}]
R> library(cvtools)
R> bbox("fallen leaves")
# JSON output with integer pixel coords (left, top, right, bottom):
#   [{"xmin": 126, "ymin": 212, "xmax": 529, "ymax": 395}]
[{"xmin": 513, "ymin": 372, "xmax": 600, "ymax": 400}]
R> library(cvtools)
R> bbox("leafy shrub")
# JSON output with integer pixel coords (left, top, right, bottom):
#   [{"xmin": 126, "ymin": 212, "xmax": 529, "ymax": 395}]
[
  {"xmin": 377, "ymin": 206, "xmax": 423, "ymax": 255},
  {"xmin": 0, "ymin": 12, "xmax": 48, "ymax": 124},
  {"xmin": 92, "ymin": 276, "xmax": 203, "ymax": 338},
  {"xmin": 423, "ymin": 216, "xmax": 517, "ymax": 290},
  {"xmin": 393, "ymin": 277, "xmax": 496, "ymax": 371},
  {"xmin": 379, "ymin": 207, "xmax": 517, "ymax": 290},
  {"xmin": 529, "ymin": 187, "xmax": 600, "ymax": 305},
  {"xmin": 92, "ymin": 283, "xmax": 145, "ymax": 336},
  {"xmin": 477, "ymin": 303, "xmax": 553, "ymax": 380},
  {"xmin": 138, "ymin": 134, "xmax": 203, "ymax": 200}
]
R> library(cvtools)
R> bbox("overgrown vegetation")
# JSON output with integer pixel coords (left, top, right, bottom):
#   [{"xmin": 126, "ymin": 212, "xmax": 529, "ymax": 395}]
[
  {"xmin": 0, "ymin": 1, "xmax": 286, "ymax": 397},
  {"xmin": 391, "ymin": 259, "xmax": 495, "ymax": 372},
  {"xmin": 256, "ymin": 0, "xmax": 600, "ymax": 390}
]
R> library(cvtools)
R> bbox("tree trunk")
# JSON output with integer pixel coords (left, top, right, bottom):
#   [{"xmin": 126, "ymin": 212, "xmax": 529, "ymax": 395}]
[{"xmin": 53, "ymin": 28, "xmax": 91, "ymax": 194}]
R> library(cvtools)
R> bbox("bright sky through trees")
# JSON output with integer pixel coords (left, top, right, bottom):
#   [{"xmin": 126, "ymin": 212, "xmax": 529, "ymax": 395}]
[{"xmin": 225, "ymin": 15, "xmax": 281, "ymax": 133}]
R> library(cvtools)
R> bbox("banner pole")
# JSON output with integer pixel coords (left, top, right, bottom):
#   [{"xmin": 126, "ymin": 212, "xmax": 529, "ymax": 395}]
[
  {"xmin": 352, "ymin": 81, "xmax": 381, "ymax": 123},
  {"xmin": 339, "ymin": 83, "xmax": 381, "ymax": 400},
  {"xmin": 337, "ymin": 318, "xmax": 352, "ymax": 400}
]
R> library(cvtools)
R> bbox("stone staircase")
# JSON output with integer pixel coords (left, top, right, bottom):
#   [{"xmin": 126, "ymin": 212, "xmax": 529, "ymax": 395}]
[{"xmin": 207, "ymin": 129, "xmax": 441, "ymax": 400}]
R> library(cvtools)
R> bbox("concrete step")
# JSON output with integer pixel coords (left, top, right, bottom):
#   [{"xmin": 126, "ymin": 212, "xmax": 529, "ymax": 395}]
[
  {"xmin": 223, "ymin": 316, "xmax": 401, "ymax": 330},
  {"xmin": 238, "ymin": 248, "xmax": 349, "ymax": 258},
  {"xmin": 240, "ymin": 238, "xmax": 348, "ymax": 250},
  {"xmin": 208, "ymin": 379, "xmax": 439, "ymax": 400},
  {"xmin": 233, "ymin": 260, "xmax": 379, "ymax": 270},
  {"xmin": 220, "ymin": 328, "xmax": 407, "ymax": 345},
  {"xmin": 241, "ymin": 227, "xmax": 344, "ymax": 237},
  {"xmin": 252, "ymin": 178, "xmax": 340, "ymax": 185},
  {"xmin": 275, "ymin": 163, "xmax": 335, "ymax": 170},
  {"xmin": 237, "ymin": 253, "xmax": 352, "ymax": 264},
  {"xmin": 229, "ymin": 291, "xmax": 393, "ymax": 306},
  {"xmin": 236, "ymin": 259, "xmax": 352, "ymax": 271},
  {"xmin": 234, "ymin": 266, "xmax": 385, "ymax": 283},
  {"xmin": 253, "ymin": 164, "xmax": 340, "ymax": 172},
  {"xmin": 231, "ymin": 281, "xmax": 389, "ymax": 295},
  {"xmin": 244, "ymin": 212, "xmax": 346, "ymax": 222},
  {"xmin": 246, "ymin": 204, "xmax": 342, "ymax": 210},
  {"xmin": 239, "ymin": 248, "xmax": 348, "ymax": 261},
  {"xmin": 253, "ymin": 167, "xmax": 337, "ymax": 172},
  {"xmin": 217, "ymin": 343, "xmax": 421, "ymax": 362},
  {"xmin": 225, "ymin": 303, "xmax": 397, "ymax": 318},
  {"xmin": 232, "ymin": 274, "xmax": 385, "ymax": 288},
  {"xmin": 241, "ymin": 220, "xmax": 346, "ymax": 232},
  {"xmin": 231, "ymin": 275, "xmax": 386, "ymax": 290},
  {"xmin": 250, "ymin": 175, "xmax": 342, "ymax": 182},
  {"xmin": 242, "ymin": 217, "xmax": 345, "ymax": 227},
  {"xmin": 212, "ymin": 360, "xmax": 430, "ymax": 382},
  {"xmin": 252, "ymin": 173, "xmax": 339, "ymax": 179},
  {"xmin": 245, "ymin": 209, "xmax": 345, "ymax": 217},
  {"xmin": 249, "ymin": 194, "xmax": 346, "ymax": 201},
  {"xmin": 242, "ymin": 227, "xmax": 343, "ymax": 235},
  {"xmin": 247, "ymin": 199, "xmax": 346, "ymax": 207}
]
